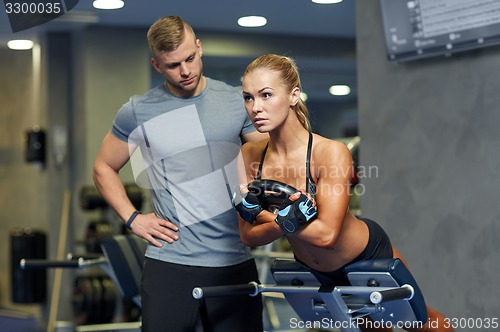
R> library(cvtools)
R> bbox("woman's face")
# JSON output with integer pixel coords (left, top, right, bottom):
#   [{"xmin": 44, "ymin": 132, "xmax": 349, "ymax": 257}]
[{"xmin": 242, "ymin": 68, "xmax": 297, "ymax": 132}]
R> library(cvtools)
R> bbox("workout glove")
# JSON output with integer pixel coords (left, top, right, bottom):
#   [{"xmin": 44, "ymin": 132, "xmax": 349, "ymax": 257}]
[
  {"xmin": 233, "ymin": 191, "xmax": 263, "ymax": 224},
  {"xmin": 275, "ymin": 193, "xmax": 317, "ymax": 235}
]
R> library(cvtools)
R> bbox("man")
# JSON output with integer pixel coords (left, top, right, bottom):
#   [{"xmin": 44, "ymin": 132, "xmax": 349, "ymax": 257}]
[{"xmin": 93, "ymin": 16, "xmax": 265, "ymax": 332}]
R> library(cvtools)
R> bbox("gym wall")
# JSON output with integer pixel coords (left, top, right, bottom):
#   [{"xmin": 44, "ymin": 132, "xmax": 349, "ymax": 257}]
[
  {"xmin": 0, "ymin": 46, "xmax": 51, "ymax": 322},
  {"xmin": 357, "ymin": 0, "xmax": 500, "ymax": 322}
]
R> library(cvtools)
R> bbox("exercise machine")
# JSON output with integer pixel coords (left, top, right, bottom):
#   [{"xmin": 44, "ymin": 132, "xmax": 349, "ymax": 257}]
[
  {"xmin": 193, "ymin": 180, "xmax": 428, "ymax": 332},
  {"xmin": 20, "ymin": 234, "xmax": 146, "ymax": 331}
]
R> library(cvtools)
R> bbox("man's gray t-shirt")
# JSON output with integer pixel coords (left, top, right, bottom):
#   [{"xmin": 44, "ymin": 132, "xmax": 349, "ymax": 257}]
[{"xmin": 112, "ymin": 78, "xmax": 256, "ymax": 267}]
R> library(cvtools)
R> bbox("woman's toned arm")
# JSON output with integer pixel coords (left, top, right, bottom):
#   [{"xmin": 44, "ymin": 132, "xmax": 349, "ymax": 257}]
[
  {"xmin": 236, "ymin": 141, "xmax": 284, "ymax": 246},
  {"xmin": 236, "ymin": 138, "xmax": 354, "ymax": 250},
  {"xmin": 287, "ymin": 139, "xmax": 353, "ymax": 249}
]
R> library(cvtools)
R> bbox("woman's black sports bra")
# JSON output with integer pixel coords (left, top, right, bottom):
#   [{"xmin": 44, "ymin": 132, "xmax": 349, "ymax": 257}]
[{"xmin": 256, "ymin": 132, "xmax": 317, "ymax": 197}]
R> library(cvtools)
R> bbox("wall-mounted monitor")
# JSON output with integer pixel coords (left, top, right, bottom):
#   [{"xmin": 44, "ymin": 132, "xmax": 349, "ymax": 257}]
[{"xmin": 380, "ymin": 0, "xmax": 500, "ymax": 62}]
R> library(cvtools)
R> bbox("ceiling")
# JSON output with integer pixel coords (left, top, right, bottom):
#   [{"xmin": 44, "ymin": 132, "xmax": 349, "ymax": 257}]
[{"xmin": 0, "ymin": 0, "xmax": 358, "ymax": 102}]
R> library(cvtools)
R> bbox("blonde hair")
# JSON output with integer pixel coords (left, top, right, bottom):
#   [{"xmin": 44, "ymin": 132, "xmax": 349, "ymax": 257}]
[
  {"xmin": 244, "ymin": 54, "xmax": 311, "ymax": 131},
  {"xmin": 147, "ymin": 16, "xmax": 196, "ymax": 58}
]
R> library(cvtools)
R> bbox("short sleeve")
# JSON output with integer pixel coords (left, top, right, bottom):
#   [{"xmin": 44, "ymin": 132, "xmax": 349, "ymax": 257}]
[{"xmin": 111, "ymin": 99, "xmax": 138, "ymax": 142}]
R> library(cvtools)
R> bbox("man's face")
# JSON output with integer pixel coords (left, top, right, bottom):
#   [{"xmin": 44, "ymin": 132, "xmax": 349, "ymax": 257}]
[{"xmin": 151, "ymin": 30, "xmax": 204, "ymax": 98}]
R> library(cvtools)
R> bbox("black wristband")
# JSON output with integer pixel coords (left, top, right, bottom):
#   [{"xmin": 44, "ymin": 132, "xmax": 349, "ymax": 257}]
[{"xmin": 126, "ymin": 210, "xmax": 140, "ymax": 229}]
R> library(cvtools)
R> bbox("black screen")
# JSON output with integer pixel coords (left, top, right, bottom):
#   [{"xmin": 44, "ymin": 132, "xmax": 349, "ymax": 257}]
[{"xmin": 380, "ymin": 0, "xmax": 500, "ymax": 62}]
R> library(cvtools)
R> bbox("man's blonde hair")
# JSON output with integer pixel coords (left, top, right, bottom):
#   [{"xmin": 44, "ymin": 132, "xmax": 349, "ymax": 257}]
[{"xmin": 147, "ymin": 16, "xmax": 196, "ymax": 58}]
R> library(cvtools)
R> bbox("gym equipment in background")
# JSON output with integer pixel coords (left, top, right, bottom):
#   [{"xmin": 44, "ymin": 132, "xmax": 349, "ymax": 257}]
[
  {"xmin": 10, "ymin": 227, "xmax": 47, "ymax": 304},
  {"xmin": 78, "ymin": 182, "xmax": 144, "ymax": 262},
  {"xmin": 80, "ymin": 184, "xmax": 143, "ymax": 211},
  {"xmin": 80, "ymin": 184, "xmax": 143, "ymax": 254},
  {"xmin": 20, "ymin": 234, "xmax": 146, "ymax": 330},
  {"xmin": 25, "ymin": 126, "xmax": 46, "ymax": 169}
]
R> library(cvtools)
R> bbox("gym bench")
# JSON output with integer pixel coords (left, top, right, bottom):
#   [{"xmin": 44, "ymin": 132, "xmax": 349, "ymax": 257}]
[
  {"xmin": 20, "ymin": 234, "xmax": 146, "ymax": 331},
  {"xmin": 193, "ymin": 257, "xmax": 428, "ymax": 332}
]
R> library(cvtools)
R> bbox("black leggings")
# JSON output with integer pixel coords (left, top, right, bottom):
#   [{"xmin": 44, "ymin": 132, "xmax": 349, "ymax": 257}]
[
  {"xmin": 141, "ymin": 258, "xmax": 263, "ymax": 332},
  {"xmin": 311, "ymin": 217, "xmax": 393, "ymax": 286}
]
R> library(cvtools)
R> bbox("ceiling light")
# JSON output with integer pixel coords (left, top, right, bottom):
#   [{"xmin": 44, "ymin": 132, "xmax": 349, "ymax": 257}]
[
  {"xmin": 238, "ymin": 16, "xmax": 267, "ymax": 28},
  {"xmin": 93, "ymin": 0, "xmax": 124, "ymax": 10},
  {"xmin": 329, "ymin": 85, "xmax": 350, "ymax": 96},
  {"xmin": 311, "ymin": 0, "xmax": 343, "ymax": 4},
  {"xmin": 7, "ymin": 39, "xmax": 34, "ymax": 50}
]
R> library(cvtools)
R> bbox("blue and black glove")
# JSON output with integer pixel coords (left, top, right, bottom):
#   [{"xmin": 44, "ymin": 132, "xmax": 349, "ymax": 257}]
[
  {"xmin": 233, "ymin": 191, "xmax": 263, "ymax": 224},
  {"xmin": 275, "ymin": 193, "xmax": 317, "ymax": 235}
]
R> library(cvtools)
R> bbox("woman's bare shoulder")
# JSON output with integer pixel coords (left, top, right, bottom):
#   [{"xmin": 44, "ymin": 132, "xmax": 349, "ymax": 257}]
[
  {"xmin": 241, "ymin": 138, "xmax": 269, "ymax": 160},
  {"xmin": 312, "ymin": 134, "xmax": 351, "ymax": 156},
  {"xmin": 310, "ymin": 134, "xmax": 353, "ymax": 186},
  {"xmin": 311, "ymin": 134, "xmax": 353, "ymax": 175}
]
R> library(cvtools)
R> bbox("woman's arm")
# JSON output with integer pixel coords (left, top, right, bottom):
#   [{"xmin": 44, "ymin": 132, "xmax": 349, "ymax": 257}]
[
  {"xmin": 236, "ymin": 138, "xmax": 354, "ymax": 250},
  {"xmin": 238, "ymin": 210, "xmax": 284, "ymax": 247},
  {"xmin": 288, "ymin": 140, "xmax": 353, "ymax": 249},
  {"xmin": 236, "ymin": 141, "xmax": 284, "ymax": 247}
]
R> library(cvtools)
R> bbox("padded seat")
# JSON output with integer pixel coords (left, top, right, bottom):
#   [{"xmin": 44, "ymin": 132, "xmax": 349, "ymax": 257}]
[
  {"xmin": 345, "ymin": 258, "xmax": 428, "ymax": 324},
  {"xmin": 99, "ymin": 235, "xmax": 147, "ymax": 308},
  {"xmin": 270, "ymin": 258, "xmax": 428, "ymax": 326}
]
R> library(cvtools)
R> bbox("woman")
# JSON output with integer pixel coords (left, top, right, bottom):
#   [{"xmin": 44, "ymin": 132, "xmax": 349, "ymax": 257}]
[{"xmin": 235, "ymin": 54, "xmax": 452, "ymax": 332}]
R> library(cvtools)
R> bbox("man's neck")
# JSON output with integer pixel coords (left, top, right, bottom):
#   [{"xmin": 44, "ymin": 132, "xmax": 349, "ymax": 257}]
[{"xmin": 165, "ymin": 76, "xmax": 207, "ymax": 98}]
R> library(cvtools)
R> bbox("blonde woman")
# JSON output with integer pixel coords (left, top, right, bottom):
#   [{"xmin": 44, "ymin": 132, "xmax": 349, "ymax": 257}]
[{"xmin": 235, "ymin": 54, "xmax": 453, "ymax": 332}]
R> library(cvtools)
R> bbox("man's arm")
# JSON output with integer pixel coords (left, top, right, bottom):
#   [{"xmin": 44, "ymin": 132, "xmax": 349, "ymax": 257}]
[
  {"xmin": 93, "ymin": 131, "xmax": 178, "ymax": 247},
  {"xmin": 93, "ymin": 132, "xmax": 135, "ymax": 222}
]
